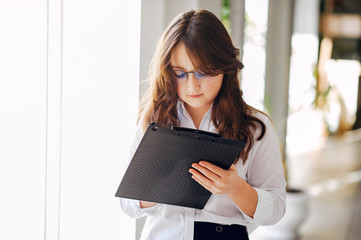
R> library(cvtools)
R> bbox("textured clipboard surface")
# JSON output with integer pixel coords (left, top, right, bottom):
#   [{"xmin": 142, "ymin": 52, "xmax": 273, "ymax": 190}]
[{"xmin": 115, "ymin": 123, "xmax": 246, "ymax": 209}]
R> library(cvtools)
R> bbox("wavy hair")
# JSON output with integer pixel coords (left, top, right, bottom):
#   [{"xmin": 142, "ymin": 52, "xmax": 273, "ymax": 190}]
[{"xmin": 139, "ymin": 10, "xmax": 266, "ymax": 163}]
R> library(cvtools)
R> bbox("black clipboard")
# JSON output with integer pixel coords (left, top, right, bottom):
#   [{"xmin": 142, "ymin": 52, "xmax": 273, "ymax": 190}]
[{"xmin": 115, "ymin": 122, "xmax": 246, "ymax": 209}]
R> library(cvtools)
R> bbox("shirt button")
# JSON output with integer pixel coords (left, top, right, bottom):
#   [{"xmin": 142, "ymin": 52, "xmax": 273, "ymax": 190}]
[{"xmin": 216, "ymin": 226, "xmax": 223, "ymax": 232}]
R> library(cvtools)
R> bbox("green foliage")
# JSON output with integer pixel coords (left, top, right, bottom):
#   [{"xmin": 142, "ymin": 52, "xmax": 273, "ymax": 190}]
[{"xmin": 263, "ymin": 95, "xmax": 273, "ymax": 116}]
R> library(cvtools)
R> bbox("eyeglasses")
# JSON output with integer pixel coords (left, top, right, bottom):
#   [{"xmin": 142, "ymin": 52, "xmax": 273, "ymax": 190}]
[{"xmin": 173, "ymin": 70, "xmax": 215, "ymax": 84}]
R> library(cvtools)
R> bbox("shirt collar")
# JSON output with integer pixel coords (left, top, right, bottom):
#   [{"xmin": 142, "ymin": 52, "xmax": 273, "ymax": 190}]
[{"xmin": 177, "ymin": 99, "xmax": 213, "ymax": 130}]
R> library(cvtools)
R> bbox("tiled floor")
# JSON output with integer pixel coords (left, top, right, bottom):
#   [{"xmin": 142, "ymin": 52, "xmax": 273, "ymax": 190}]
[
  {"xmin": 299, "ymin": 182, "xmax": 360, "ymax": 240},
  {"xmin": 251, "ymin": 129, "xmax": 361, "ymax": 240}
]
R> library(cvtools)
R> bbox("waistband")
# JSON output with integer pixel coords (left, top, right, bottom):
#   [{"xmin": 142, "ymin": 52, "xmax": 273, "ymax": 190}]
[{"xmin": 194, "ymin": 222, "xmax": 249, "ymax": 240}]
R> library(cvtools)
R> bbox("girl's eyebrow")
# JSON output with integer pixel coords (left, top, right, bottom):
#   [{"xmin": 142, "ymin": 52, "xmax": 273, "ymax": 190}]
[
  {"xmin": 171, "ymin": 65, "xmax": 193, "ymax": 71},
  {"xmin": 170, "ymin": 65, "xmax": 187, "ymax": 70}
]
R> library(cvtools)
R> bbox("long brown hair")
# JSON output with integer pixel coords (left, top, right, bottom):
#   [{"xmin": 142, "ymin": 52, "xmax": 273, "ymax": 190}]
[{"xmin": 139, "ymin": 9, "xmax": 266, "ymax": 164}]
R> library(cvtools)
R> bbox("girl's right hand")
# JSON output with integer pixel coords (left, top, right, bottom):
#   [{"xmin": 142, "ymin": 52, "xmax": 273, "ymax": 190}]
[{"xmin": 140, "ymin": 201, "xmax": 158, "ymax": 208}]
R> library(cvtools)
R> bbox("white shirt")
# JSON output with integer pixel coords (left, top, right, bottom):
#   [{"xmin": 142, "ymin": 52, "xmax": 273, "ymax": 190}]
[{"xmin": 119, "ymin": 101, "xmax": 286, "ymax": 240}]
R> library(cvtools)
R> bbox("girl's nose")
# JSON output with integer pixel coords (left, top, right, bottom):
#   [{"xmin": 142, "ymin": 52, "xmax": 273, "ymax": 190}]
[{"xmin": 187, "ymin": 73, "xmax": 200, "ymax": 91}]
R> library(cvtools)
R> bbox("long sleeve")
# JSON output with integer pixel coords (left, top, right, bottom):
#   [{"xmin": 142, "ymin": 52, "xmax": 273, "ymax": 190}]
[
  {"xmin": 244, "ymin": 114, "xmax": 287, "ymax": 225},
  {"xmin": 120, "ymin": 198, "xmax": 160, "ymax": 219}
]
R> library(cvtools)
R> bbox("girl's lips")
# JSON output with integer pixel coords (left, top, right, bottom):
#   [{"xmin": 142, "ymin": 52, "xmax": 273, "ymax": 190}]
[{"xmin": 189, "ymin": 94, "xmax": 203, "ymax": 98}]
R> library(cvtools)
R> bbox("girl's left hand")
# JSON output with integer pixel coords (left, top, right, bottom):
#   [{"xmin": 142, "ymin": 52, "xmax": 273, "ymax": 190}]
[{"xmin": 189, "ymin": 161, "xmax": 244, "ymax": 196}]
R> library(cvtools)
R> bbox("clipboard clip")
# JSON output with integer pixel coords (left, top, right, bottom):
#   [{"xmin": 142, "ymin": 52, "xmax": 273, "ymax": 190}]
[
  {"xmin": 171, "ymin": 126, "xmax": 221, "ymax": 138},
  {"xmin": 149, "ymin": 122, "xmax": 159, "ymax": 131}
]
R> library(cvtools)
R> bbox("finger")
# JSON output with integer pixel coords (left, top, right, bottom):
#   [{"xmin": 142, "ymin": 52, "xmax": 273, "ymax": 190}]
[
  {"xmin": 192, "ymin": 163, "xmax": 221, "ymax": 181},
  {"xmin": 191, "ymin": 175, "xmax": 213, "ymax": 193},
  {"xmin": 229, "ymin": 164, "xmax": 237, "ymax": 170},
  {"xmin": 198, "ymin": 161, "xmax": 226, "ymax": 176},
  {"xmin": 189, "ymin": 168, "xmax": 215, "ymax": 186}
]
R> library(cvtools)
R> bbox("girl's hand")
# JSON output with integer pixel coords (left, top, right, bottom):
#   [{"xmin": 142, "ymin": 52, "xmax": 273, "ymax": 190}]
[
  {"xmin": 189, "ymin": 161, "xmax": 244, "ymax": 196},
  {"xmin": 140, "ymin": 201, "xmax": 157, "ymax": 208},
  {"xmin": 190, "ymin": 160, "xmax": 258, "ymax": 218}
]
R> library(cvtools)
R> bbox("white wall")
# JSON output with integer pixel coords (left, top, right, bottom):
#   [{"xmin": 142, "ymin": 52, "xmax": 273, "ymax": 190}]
[
  {"xmin": 0, "ymin": 0, "xmax": 141, "ymax": 239},
  {"xmin": 139, "ymin": 0, "xmax": 165, "ymax": 98},
  {"xmin": 0, "ymin": 1, "xmax": 47, "ymax": 239}
]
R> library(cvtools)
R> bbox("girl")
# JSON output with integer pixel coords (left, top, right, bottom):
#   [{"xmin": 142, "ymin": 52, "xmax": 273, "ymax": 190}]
[{"xmin": 120, "ymin": 9, "xmax": 286, "ymax": 240}]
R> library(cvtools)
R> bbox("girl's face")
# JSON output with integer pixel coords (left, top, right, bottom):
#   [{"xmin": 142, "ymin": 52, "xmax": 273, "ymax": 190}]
[{"xmin": 170, "ymin": 43, "xmax": 223, "ymax": 114}]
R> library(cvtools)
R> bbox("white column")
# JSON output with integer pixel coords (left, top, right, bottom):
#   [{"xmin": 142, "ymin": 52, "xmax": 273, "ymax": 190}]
[
  {"xmin": 230, "ymin": 0, "xmax": 245, "ymax": 83},
  {"xmin": 165, "ymin": 0, "xmax": 223, "ymax": 24},
  {"xmin": 264, "ymin": 0, "xmax": 294, "ymax": 158},
  {"xmin": 197, "ymin": 0, "xmax": 223, "ymax": 18},
  {"xmin": 139, "ymin": 0, "xmax": 166, "ymax": 98},
  {"xmin": 230, "ymin": 0, "xmax": 245, "ymax": 58},
  {"xmin": 45, "ymin": 0, "xmax": 63, "ymax": 239},
  {"xmin": 0, "ymin": 1, "xmax": 47, "ymax": 239},
  {"xmin": 164, "ymin": 0, "xmax": 197, "ymax": 25},
  {"xmin": 60, "ymin": 1, "xmax": 140, "ymax": 239},
  {"xmin": 294, "ymin": 0, "xmax": 320, "ymax": 35}
]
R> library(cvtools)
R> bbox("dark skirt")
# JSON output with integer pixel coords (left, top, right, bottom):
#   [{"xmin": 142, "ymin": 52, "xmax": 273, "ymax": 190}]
[{"xmin": 193, "ymin": 222, "xmax": 249, "ymax": 240}]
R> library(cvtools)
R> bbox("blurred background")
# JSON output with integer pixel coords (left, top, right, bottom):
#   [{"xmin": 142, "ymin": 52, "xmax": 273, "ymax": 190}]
[{"xmin": 0, "ymin": 0, "xmax": 360, "ymax": 240}]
